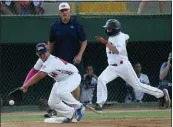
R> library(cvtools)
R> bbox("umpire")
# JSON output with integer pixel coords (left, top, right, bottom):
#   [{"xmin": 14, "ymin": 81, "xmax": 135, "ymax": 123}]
[{"xmin": 47, "ymin": 2, "xmax": 87, "ymax": 107}]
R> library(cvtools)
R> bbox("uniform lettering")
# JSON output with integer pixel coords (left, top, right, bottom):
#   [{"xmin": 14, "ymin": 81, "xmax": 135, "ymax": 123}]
[
  {"xmin": 57, "ymin": 70, "xmax": 73, "ymax": 75},
  {"xmin": 50, "ymin": 72, "xmax": 58, "ymax": 77}
]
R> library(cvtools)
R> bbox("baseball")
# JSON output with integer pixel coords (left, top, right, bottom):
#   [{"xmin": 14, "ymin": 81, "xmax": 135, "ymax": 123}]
[{"xmin": 9, "ymin": 100, "xmax": 15, "ymax": 105}]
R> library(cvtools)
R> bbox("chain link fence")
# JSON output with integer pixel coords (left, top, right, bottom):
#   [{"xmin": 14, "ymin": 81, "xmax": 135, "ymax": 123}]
[
  {"xmin": 0, "ymin": 1, "xmax": 172, "ymax": 109},
  {"xmin": 1, "ymin": 42, "xmax": 171, "ymax": 106},
  {"xmin": 0, "ymin": 1, "xmax": 172, "ymax": 15}
]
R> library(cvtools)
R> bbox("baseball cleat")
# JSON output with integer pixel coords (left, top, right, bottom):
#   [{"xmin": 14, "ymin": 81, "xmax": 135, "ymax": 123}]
[
  {"xmin": 95, "ymin": 103, "xmax": 103, "ymax": 113},
  {"xmin": 163, "ymin": 89, "xmax": 171, "ymax": 108},
  {"xmin": 62, "ymin": 108, "xmax": 79, "ymax": 123},
  {"xmin": 76, "ymin": 105, "xmax": 85, "ymax": 121},
  {"xmin": 62, "ymin": 118, "xmax": 72, "ymax": 123},
  {"xmin": 44, "ymin": 109, "xmax": 57, "ymax": 118}
]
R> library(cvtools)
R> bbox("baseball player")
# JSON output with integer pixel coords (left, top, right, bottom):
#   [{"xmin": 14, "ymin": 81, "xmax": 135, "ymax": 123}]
[
  {"xmin": 20, "ymin": 43, "xmax": 85, "ymax": 123},
  {"xmin": 93, "ymin": 19, "xmax": 170, "ymax": 112}
]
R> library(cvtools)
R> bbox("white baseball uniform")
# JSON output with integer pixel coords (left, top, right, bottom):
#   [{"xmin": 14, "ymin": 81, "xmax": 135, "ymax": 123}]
[
  {"xmin": 97, "ymin": 32, "xmax": 164, "ymax": 106},
  {"xmin": 134, "ymin": 74, "xmax": 150, "ymax": 101},
  {"xmin": 34, "ymin": 55, "xmax": 82, "ymax": 118}
]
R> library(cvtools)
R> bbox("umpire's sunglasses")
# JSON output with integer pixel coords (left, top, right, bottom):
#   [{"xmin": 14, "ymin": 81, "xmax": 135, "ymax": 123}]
[{"xmin": 60, "ymin": 9, "xmax": 69, "ymax": 12}]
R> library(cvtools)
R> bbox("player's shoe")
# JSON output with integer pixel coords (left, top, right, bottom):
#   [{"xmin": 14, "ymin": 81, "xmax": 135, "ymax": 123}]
[
  {"xmin": 76, "ymin": 105, "xmax": 85, "ymax": 121},
  {"xmin": 95, "ymin": 103, "xmax": 103, "ymax": 113},
  {"xmin": 62, "ymin": 118, "xmax": 73, "ymax": 123},
  {"xmin": 44, "ymin": 109, "xmax": 57, "ymax": 118},
  {"xmin": 158, "ymin": 89, "xmax": 171, "ymax": 108},
  {"xmin": 162, "ymin": 89, "xmax": 171, "ymax": 108},
  {"xmin": 62, "ymin": 109, "xmax": 78, "ymax": 123}
]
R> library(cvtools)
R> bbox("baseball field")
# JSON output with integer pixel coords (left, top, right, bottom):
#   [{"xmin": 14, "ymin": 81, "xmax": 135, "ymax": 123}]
[
  {"xmin": 1, "ymin": 108, "xmax": 171, "ymax": 127},
  {"xmin": 1, "ymin": 1, "xmax": 172, "ymax": 127}
]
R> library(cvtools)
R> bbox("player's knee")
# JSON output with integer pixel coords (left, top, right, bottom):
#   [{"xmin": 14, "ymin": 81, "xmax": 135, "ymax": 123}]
[
  {"xmin": 48, "ymin": 99, "xmax": 59, "ymax": 109},
  {"xmin": 58, "ymin": 91, "xmax": 68, "ymax": 99}
]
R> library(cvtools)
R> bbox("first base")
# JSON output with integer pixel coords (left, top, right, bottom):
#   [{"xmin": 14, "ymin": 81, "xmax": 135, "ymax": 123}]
[{"xmin": 44, "ymin": 117, "xmax": 77, "ymax": 123}]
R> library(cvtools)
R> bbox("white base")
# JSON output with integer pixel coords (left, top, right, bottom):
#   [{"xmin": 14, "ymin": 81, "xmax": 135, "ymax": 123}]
[{"xmin": 44, "ymin": 117, "xmax": 77, "ymax": 123}]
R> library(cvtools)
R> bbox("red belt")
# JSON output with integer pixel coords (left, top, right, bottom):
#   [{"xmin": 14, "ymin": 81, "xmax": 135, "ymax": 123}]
[{"xmin": 111, "ymin": 61, "xmax": 123, "ymax": 66}]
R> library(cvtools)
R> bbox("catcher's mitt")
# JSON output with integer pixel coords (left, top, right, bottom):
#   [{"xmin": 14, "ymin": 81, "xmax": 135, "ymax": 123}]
[{"xmin": 7, "ymin": 87, "xmax": 23, "ymax": 106}]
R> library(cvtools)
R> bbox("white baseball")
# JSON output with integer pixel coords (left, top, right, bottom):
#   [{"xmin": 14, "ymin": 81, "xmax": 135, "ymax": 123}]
[{"xmin": 9, "ymin": 100, "xmax": 15, "ymax": 105}]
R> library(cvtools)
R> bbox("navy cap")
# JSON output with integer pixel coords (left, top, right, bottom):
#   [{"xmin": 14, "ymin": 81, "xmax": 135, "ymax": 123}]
[
  {"xmin": 168, "ymin": 53, "xmax": 172, "ymax": 60},
  {"xmin": 36, "ymin": 43, "xmax": 48, "ymax": 55}
]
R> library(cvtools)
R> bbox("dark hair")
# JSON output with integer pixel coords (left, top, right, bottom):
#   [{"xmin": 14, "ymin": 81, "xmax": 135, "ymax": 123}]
[
  {"xmin": 133, "ymin": 62, "xmax": 141, "ymax": 67},
  {"xmin": 84, "ymin": 61, "xmax": 94, "ymax": 72},
  {"xmin": 85, "ymin": 64, "xmax": 93, "ymax": 70},
  {"xmin": 85, "ymin": 60, "xmax": 93, "ymax": 67}
]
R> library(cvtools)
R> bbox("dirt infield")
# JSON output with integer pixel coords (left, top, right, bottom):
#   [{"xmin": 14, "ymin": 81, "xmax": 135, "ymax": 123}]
[
  {"xmin": 1, "ymin": 108, "xmax": 171, "ymax": 127},
  {"xmin": 1, "ymin": 118, "xmax": 171, "ymax": 127},
  {"xmin": 1, "ymin": 107, "xmax": 169, "ymax": 116}
]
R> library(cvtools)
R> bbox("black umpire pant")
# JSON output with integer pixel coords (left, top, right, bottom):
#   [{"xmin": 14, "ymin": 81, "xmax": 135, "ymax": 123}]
[{"xmin": 158, "ymin": 81, "xmax": 172, "ymax": 99}]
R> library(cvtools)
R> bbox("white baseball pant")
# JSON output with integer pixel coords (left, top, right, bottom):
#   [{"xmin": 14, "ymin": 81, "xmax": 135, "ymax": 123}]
[
  {"xmin": 134, "ymin": 90, "xmax": 145, "ymax": 101},
  {"xmin": 97, "ymin": 60, "xmax": 164, "ymax": 106},
  {"xmin": 48, "ymin": 73, "xmax": 82, "ymax": 118}
]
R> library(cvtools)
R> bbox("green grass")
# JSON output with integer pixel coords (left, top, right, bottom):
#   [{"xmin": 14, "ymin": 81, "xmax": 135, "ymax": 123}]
[{"xmin": 1, "ymin": 110, "xmax": 171, "ymax": 122}]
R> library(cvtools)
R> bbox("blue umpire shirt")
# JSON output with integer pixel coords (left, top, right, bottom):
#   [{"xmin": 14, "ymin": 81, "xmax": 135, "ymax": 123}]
[
  {"xmin": 160, "ymin": 62, "xmax": 172, "ymax": 84},
  {"xmin": 49, "ymin": 17, "xmax": 87, "ymax": 64}
]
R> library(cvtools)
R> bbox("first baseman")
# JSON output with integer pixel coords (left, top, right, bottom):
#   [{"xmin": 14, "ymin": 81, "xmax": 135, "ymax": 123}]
[
  {"xmin": 21, "ymin": 43, "xmax": 85, "ymax": 123},
  {"xmin": 93, "ymin": 19, "xmax": 171, "ymax": 112}
]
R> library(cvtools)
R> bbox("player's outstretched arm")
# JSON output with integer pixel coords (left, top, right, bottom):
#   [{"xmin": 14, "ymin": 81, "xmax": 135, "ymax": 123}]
[
  {"xmin": 21, "ymin": 71, "xmax": 47, "ymax": 92},
  {"xmin": 95, "ymin": 36, "xmax": 119, "ymax": 54},
  {"xmin": 24, "ymin": 68, "xmax": 39, "ymax": 84}
]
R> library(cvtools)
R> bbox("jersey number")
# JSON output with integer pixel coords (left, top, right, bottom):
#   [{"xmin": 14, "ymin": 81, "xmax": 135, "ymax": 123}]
[{"xmin": 108, "ymin": 50, "xmax": 115, "ymax": 54}]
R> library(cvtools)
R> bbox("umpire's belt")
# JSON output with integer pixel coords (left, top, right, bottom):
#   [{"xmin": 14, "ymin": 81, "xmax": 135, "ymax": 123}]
[{"xmin": 111, "ymin": 60, "xmax": 123, "ymax": 67}]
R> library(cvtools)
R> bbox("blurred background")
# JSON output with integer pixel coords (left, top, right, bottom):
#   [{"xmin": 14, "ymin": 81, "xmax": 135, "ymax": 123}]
[{"xmin": 0, "ymin": 1, "xmax": 172, "ymax": 15}]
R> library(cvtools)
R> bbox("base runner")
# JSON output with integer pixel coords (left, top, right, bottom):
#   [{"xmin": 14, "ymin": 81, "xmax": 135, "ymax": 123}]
[{"xmin": 88, "ymin": 19, "xmax": 171, "ymax": 113}]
